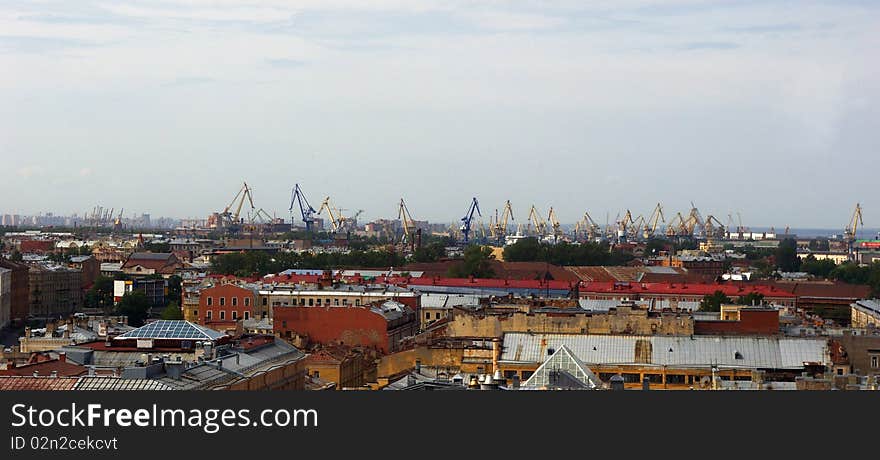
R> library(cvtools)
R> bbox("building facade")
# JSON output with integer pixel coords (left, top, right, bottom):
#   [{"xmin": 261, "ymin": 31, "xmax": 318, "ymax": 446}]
[
  {"xmin": 0, "ymin": 267, "xmax": 10, "ymax": 329},
  {"xmin": 28, "ymin": 265, "xmax": 83, "ymax": 318}
]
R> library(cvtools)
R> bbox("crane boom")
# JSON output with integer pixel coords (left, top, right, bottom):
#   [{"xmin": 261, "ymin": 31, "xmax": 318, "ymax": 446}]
[
  {"xmin": 289, "ymin": 184, "xmax": 317, "ymax": 231},
  {"xmin": 459, "ymin": 197, "xmax": 481, "ymax": 244}
]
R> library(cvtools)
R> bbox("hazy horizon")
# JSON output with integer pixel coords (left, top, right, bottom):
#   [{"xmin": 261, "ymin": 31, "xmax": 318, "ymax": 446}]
[{"xmin": 2, "ymin": 1, "xmax": 878, "ymax": 228}]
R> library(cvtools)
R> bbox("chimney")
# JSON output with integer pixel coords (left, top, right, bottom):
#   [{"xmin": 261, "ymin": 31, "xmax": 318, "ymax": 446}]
[
  {"xmin": 414, "ymin": 359, "xmax": 421, "ymax": 374},
  {"xmin": 58, "ymin": 352, "xmax": 66, "ymax": 363}
]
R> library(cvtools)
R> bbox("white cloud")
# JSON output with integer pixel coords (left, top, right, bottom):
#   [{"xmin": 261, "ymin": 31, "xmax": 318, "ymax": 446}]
[{"xmin": 79, "ymin": 167, "xmax": 93, "ymax": 177}]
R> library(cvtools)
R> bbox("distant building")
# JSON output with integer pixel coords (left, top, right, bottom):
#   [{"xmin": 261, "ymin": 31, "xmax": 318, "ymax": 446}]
[
  {"xmin": 0, "ymin": 267, "xmax": 10, "ymax": 329},
  {"xmin": 121, "ymin": 252, "xmax": 182, "ymax": 277},
  {"xmin": 28, "ymin": 264, "xmax": 83, "ymax": 319},
  {"xmin": 851, "ymin": 299, "xmax": 880, "ymax": 329},
  {"xmin": 196, "ymin": 283, "xmax": 261, "ymax": 332},
  {"xmin": 113, "ymin": 278, "xmax": 166, "ymax": 307},
  {"xmin": 0, "ymin": 259, "xmax": 28, "ymax": 323},
  {"xmin": 68, "ymin": 255, "xmax": 99, "ymax": 289}
]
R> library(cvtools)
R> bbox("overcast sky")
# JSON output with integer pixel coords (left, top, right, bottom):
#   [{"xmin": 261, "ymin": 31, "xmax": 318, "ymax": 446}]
[{"xmin": 1, "ymin": 0, "xmax": 878, "ymax": 229}]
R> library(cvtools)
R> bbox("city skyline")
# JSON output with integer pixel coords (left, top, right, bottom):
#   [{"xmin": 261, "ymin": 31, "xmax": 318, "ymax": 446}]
[{"xmin": 2, "ymin": 1, "xmax": 879, "ymax": 226}]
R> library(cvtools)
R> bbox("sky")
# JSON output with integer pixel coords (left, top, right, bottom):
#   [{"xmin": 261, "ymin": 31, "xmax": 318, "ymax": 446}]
[{"xmin": 1, "ymin": 0, "xmax": 878, "ymax": 229}]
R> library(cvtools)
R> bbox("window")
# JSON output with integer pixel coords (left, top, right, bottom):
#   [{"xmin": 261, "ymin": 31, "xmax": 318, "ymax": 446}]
[
  {"xmin": 326, "ymin": 299, "xmax": 330, "ymax": 306},
  {"xmin": 262, "ymin": 297, "xmax": 267, "ymax": 306},
  {"xmin": 435, "ymin": 312, "xmax": 441, "ymax": 319},
  {"xmin": 206, "ymin": 311, "xmax": 212, "ymax": 320},
  {"xmin": 308, "ymin": 298, "xmax": 314, "ymax": 306},
  {"xmin": 192, "ymin": 310, "xmax": 198, "ymax": 318},
  {"xmin": 425, "ymin": 312, "xmax": 431, "ymax": 319},
  {"xmin": 244, "ymin": 311, "xmax": 250, "ymax": 320},
  {"xmin": 207, "ymin": 297, "xmax": 213, "ymax": 306},
  {"xmin": 334, "ymin": 299, "xmax": 339, "ymax": 306},
  {"xmin": 355, "ymin": 299, "xmax": 361, "ymax": 306},
  {"xmin": 232, "ymin": 297, "xmax": 238, "ymax": 306},
  {"xmin": 342, "ymin": 299, "xmax": 348, "ymax": 305},
  {"xmin": 219, "ymin": 311, "xmax": 226, "ymax": 320},
  {"xmin": 244, "ymin": 298, "xmax": 250, "ymax": 307},
  {"xmin": 665, "ymin": 374, "xmax": 686, "ymax": 384},
  {"xmin": 219, "ymin": 297, "xmax": 225, "ymax": 306},
  {"xmin": 872, "ymin": 356, "xmax": 879, "ymax": 369},
  {"xmin": 232, "ymin": 311, "xmax": 238, "ymax": 320},
  {"xmin": 316, "ymin": 298, "xmax": 321, "ymax": 306}
]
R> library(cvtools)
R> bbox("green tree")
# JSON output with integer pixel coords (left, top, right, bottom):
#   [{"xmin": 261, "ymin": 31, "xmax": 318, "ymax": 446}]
[
  {"xmin": 166, "ymin": 275, "xmax": 182, "ymax": 305},
  {"xmin": 448, "ymin": 245, "xmax": 496, "ymax": 278},
  {"xmin": 700, "ymin": 290, "xmax": 732, "ymax": 312},
  {"xmin": 736, "ymin": 292, "xmax": 765, "ymax": 306},
  {"xmin": 800, "ymin": 255, "xmax": 837, "ymax": 278},
  {"xmin": 86, "ymin": 275, "xmax": 115, "ymax": 312},
  {"xmin": 10, "ymin": 250, "xmax": 23, "ymax": 262},
  {"xmin": 775, "ymin": 238, "xmax": 800, "ymax": 272},
  {"xmin": 115, "ymin": 291, "xmax": 152, "ymax": 327},
  {"xmin": 160, "ymin": 301, "xmax": 184, "ymax": 320}
]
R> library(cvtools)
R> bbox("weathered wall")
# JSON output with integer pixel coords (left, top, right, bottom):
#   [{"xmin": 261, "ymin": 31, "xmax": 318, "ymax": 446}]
[{"xmin": 443, "ymin": 307, "xmax": 693, "ymax": 339}]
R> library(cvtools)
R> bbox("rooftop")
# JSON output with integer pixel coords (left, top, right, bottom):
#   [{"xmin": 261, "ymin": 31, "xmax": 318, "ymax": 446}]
[{"xmin": 115, "ymin": 320, "xmax": 226, "ymax": 341}]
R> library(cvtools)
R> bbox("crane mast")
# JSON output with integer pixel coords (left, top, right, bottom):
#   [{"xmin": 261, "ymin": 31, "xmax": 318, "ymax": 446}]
[
  {"xmin": 459, "ymin": 197, "xmax": 481, "ymax": 244},
  {"xmin": 289, "ymin": 184, "xmax": 317, "ymax": 231}
]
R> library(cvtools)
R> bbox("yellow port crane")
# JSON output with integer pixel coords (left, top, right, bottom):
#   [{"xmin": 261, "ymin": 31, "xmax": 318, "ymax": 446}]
[
  {"xmin": 845, "ymin": 203, "xmax": 863, "ymax": 242},
  {"xmin": 666, "ymin": 212, "xmax": 687, "ymax": 238},
  {"xmin": 398, "ymin": 198, "xmax": 419, "ymax": 250},
  {"xmin": 492, "ymin": 200, "xmax": 515, "ymax": 242},
  {"xmin": 704, "ymin": 215, "xmax": 726, "ymax": 246},
  {"xmin": 617, "ymin": 209, "xmax": 635, "ymax": 241},
  {"xmin": 318, "ymin": 197, "xmax": 346, "ymax": 233},
  {"xmin": 644, "ymin": 203, "xmax": 665, "ymax": 239},
  {"xmin": 547, "ymin": 207, "xmax": 562, "ymax": 242},
  {"xmin": 220, "ymin": 182, "xmax": 256, "ymax": 229},
  {"xmin": 528, "ymin": 205, "xmax": 547, "ymax": 237},
  {"xmin": 574, "ymin": 211, "xmax": 601, "ymax": 241},
  {"xmin": 630, "ymin": 214, "xmax": 646, "ymax": 240}
]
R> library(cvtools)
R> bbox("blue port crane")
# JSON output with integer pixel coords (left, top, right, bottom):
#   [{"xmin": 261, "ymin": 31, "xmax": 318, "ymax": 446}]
[
  {"xmin": 459, "ymin": 197, "xmax": 481, "ymax": 244},
  {"xmin": 289, "ymin": 183, "xmax": 317, "ymax": 231}
]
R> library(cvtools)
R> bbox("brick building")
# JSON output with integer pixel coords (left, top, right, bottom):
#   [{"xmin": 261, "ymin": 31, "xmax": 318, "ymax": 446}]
[
  {"xmin": 28, "ymin": 264, "xmax": 83, "ymax": 319},
  {"xmin": 274, "ymin": 300, "xmax": 417, "ymax": 354},
  {"xmin": 694, "ymin": 306, "xmax": 780, "ymax": 336},
  {"xmin": 196, "ymin": 283, "xmax": 261, "ymax": 331},
  {"xmin": 0, "ymin": 267, "xmax": 10, "ymax": 329},
  {"xmin": 0, "ymin": 259, "xmax": 29, "ymax": 324},
  {"xmin": 121, "ymin": 252, "xmax": 182, "ymax": 277}
]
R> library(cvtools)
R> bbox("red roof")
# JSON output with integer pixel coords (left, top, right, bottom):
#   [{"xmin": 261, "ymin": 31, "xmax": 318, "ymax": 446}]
[
  {"xmin": 0, "ymin": 358, "xmax": 87, "ymax": 377},
  {"xmin": 575, "ymin": 281, "xmax": 796, "ymax": 298}
]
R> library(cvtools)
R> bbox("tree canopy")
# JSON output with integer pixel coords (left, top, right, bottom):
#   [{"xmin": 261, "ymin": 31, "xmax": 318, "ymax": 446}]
[
  {"xmin": 700, "ymin": 290, "xmax": 732, "ymax": 312},
  {"xmin": 447, "ymin": 245, "xmax": 496, "ymax": 278},
  {"xmin": 115, "ymin": 291, "xmax": 151, "ymax": 327},
  {"xmin": 502, "ymin": 238, "xmax": 633, "ymax": 266}
]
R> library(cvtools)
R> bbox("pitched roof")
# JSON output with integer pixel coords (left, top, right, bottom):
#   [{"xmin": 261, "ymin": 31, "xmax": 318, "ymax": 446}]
[
  {"xmin": 521, "ymin": 345, "xmax": 603, "ymax": 390},
  {"xmin": 0, "ymin": 376, "xmax": 80, "ymax": 390},
  {"xmin": 115, "ymin": 320, "xmax": 226, "ymax": 341}
]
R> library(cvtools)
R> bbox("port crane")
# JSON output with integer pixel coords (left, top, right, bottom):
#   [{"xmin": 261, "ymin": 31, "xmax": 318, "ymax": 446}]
[
  {"xmin": 220, "ymin": 182, "xmax": 256, "ymax": 232},
  {"xmin": 397, "ymin": 198, "xmax": 420, "ymax": 250},
  {"xmin": 318, "ymin": 197, "xmax": 346, "ymax": 233},
  {"xmin": 459, "ymin": 197, "xmax": 481, "ymax": 244},
  {"xmin": 703, "ymin": 215, "xmax": 726, "ymax": 247},
  {"xmin": 527, "ymin": 205, "xmax": 547, "ymax": 237},
  {"xmin": 547, "ymin": 207, "xmax": 562, "ymax": 242},
  {"xmin": 845, "ymin": 203, "xmax": 864, "ymax": 259},
  {"xmin": 491, "ymin": 200, "xmax": 514, "ymax": 242},
  {"xmin": 289, "ymin": 184, "xmax": 317, "ymax": 231},
  {"xmin": 574, "ymin": 211, "xmax": 601, "ymax": 241},
  {"xmin": 644, "ymin": 203, "xmax": 665, "ymax": 239}
]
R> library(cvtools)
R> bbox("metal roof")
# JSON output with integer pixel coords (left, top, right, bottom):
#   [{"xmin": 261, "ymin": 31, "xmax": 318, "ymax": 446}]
[
  {"xmin": 115, "ymin": 320, "xmax": 226, "ymax": 341},
  {"xmin": 500, "ymin": 333, "xmax": 828, "ymax": 370},
  {"xmin": 74, "ymin": 377, "xmax": 173, "ymax": 390}
]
